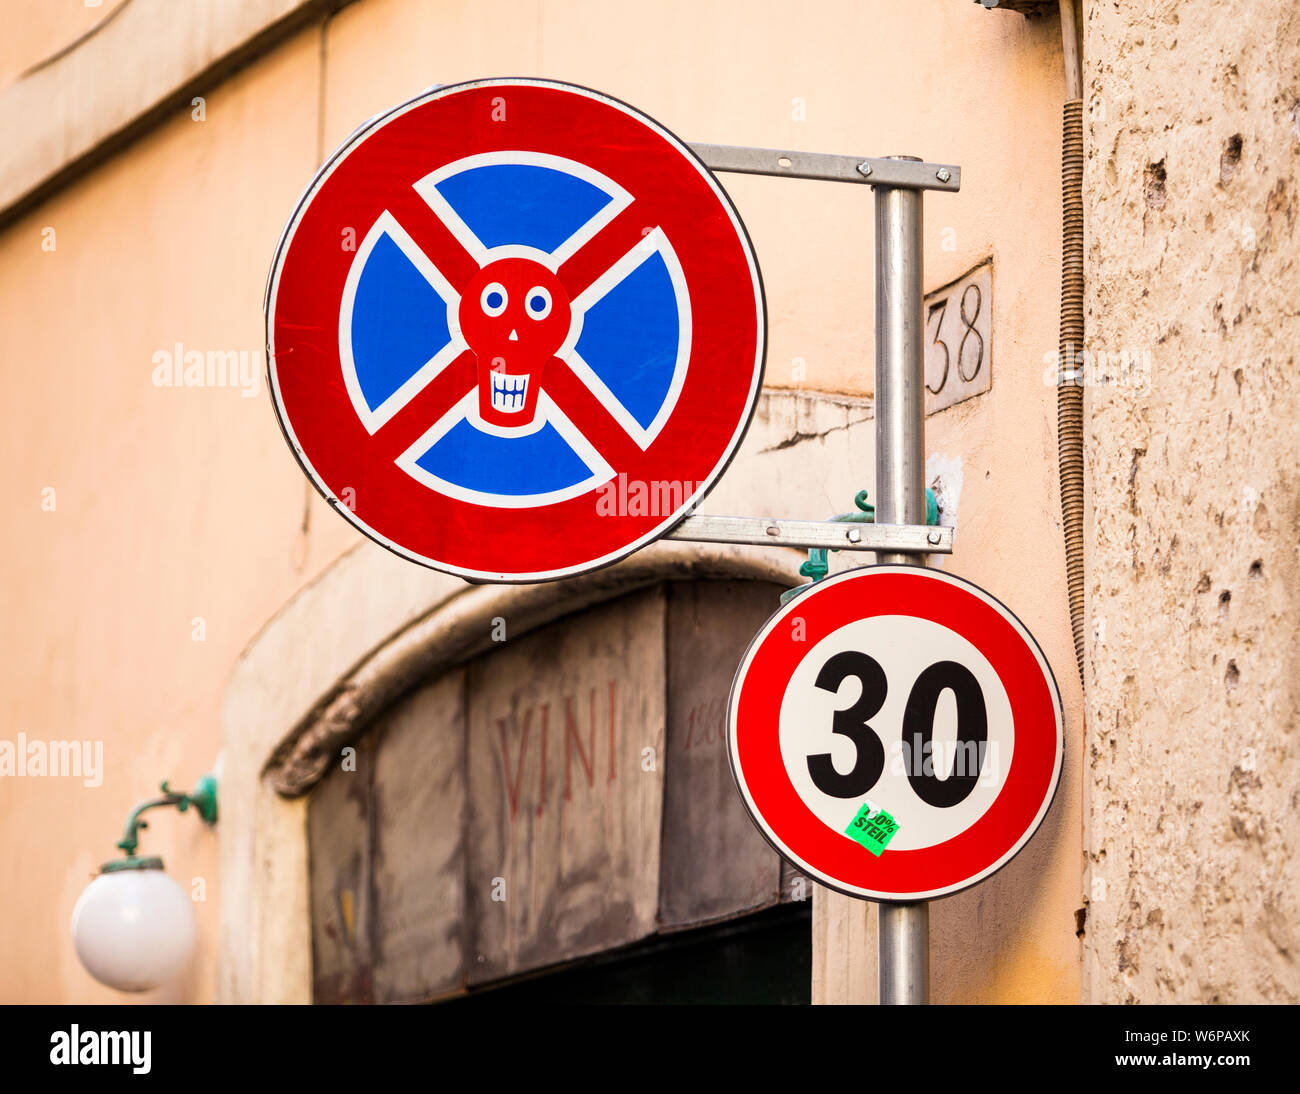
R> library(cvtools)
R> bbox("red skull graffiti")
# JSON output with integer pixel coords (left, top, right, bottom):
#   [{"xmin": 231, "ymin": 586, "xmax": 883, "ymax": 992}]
[{"xmin": 458, "ymin": 257, "xmax": 573, "ymax": 427}]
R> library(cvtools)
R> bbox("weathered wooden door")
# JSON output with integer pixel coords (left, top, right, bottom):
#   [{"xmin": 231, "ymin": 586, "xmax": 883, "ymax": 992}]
[{"xmin": 308, "ymin": 579, "xmax": 810, "ymax": 1004}]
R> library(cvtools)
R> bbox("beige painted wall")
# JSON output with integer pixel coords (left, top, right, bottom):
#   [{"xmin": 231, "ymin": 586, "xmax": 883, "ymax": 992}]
[
  {"xmin": 0, "ymin": 0, "xmax": 108, "ymax": 90},
  {"xmin": 0, "ymin": 21, "xmax": 355, "ymax": 1004},
  {"xmin": 0, "ymin": 0, "xmax": 1084, "ymax": 1003},
  {"xmin": 1082, "ymin": 1, "xmax": 1300, "ymax": 1003}
]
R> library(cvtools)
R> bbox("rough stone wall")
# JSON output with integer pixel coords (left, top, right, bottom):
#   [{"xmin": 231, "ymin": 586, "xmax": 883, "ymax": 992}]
[{"xmin": 1083, "ymin": 0, "xmax": 1300, "ymax": 1002}]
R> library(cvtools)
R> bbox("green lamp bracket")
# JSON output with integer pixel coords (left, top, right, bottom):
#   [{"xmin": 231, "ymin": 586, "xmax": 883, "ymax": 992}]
[
  {"xmin": 115, "ymin": 774, "xmax": 218, "ymax": 859},
  {"xmin": 780, "ymin": 489, "xmax": 941, "ymax": 605}
]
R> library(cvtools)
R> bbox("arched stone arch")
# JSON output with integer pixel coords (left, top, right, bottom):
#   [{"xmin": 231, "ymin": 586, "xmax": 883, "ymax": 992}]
[{"xmin": 218, "ymin": 535, "xmax": 801, "ymax": 1003}]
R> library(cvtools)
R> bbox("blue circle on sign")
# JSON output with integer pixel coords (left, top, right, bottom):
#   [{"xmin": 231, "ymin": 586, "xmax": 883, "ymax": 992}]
[{"xmin": 339, "ymin": 150, "xmax": 692, "ymax": 509}]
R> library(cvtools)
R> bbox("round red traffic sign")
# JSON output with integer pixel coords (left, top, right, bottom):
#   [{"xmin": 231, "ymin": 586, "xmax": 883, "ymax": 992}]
[
  {"xmin": 728, "ymin": 565, "xmax": 1063, "ymax": 901},
  {"xmin": 266, "ymin": 78, "xmax": 764, "ymax": 581}
]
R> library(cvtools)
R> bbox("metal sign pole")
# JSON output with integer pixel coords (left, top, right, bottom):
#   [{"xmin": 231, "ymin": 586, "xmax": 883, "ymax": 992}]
[
  {"xmin": 685, "ymin": 140, "xmax": 960, "ymax": 1005},
  {"xmin": 872, "ymin": 158, "xmax": 930, "ymax": 1005}
]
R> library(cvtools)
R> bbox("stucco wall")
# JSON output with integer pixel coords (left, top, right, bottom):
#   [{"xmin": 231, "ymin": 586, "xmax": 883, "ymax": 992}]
[
  {"xmin": 1082, "ymin": 0, "xmax": 1300, "ymax": 1003},
  {"xmin": 0, "ymin": 22, "xmax": 355, "ymax": 1004},
  {"xmin": 0, "ymin": 0, "xmax": 105, "ymax": 89}
]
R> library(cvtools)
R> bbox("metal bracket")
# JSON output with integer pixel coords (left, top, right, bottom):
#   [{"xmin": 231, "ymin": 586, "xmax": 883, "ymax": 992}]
[
  {"xmin": 689, "ymin": 143, "xmax": 961, "ymax": 192},
  {"xmin": 664, "ymin": 514, "xmax": 952, "ymax": 553},
  {"xmin": 115, "ymin": 775, "xmax": 218, "ymax": 858}
]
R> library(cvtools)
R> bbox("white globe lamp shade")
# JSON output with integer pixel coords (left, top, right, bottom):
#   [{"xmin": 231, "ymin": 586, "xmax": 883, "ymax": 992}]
[{"xmin": 71, "ymin": 858, "xmax": 197, "ymax": 992}]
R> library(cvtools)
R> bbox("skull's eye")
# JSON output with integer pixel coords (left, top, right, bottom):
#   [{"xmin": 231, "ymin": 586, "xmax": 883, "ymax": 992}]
[
  {"xmin": 481, "ymin": 283, "xmax": 508, "ymax": 317},
  {"xmin": 525, "ymin": 286, "xmax": 552, "ymax": 320}
]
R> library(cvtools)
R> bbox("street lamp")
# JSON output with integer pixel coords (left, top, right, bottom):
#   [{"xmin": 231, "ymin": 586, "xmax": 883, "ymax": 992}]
[{"xmin": 71, "ymin": 776, "xmax": 217, "ymax": 993}]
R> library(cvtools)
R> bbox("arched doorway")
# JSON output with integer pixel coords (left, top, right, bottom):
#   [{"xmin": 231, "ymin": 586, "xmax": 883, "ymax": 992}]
[{"xmin": 304, "ymin": 579, "xmax": 810, "ymax": 1004}]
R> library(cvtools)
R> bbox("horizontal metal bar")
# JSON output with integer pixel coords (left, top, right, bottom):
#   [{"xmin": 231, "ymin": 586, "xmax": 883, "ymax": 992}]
[
  {"xmin": 689, "ymin": 143, "xmax": 960, "ymax": 192},
  {"xmin": 664, "ymin": 515, "xmax": 952, "ymax": 553}
]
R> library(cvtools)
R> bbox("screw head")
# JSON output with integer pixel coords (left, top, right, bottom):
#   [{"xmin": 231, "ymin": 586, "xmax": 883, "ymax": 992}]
[
  {"xmin": 847, "ymin": 528, "xmax": 862, "ymax": 543},
  {"xmin": 936, "ymin": 167, "xmax": 952, "ymax": 183},
  {"xmin": 856, "ymin": 162, "xmax": 873, "ymax": 178},
  {"xmin": 927, "ymin": 530, "xmax": 942, "ymax": 545}
]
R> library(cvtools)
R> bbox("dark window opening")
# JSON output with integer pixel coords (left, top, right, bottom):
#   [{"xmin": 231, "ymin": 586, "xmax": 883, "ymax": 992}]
[{"xmin": 445, "ymin": 903, "xmax": 812, "ymax": 1006}]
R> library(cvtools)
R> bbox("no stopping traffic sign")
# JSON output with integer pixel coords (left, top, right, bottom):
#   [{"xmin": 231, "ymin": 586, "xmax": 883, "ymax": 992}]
[
  {"xmin": 728, "ymin": 565, "xmax": 1063, "ymax": 901},
  {"xmin": 266, "ymin": 78, "xmax": 764, "ymax": 582}
]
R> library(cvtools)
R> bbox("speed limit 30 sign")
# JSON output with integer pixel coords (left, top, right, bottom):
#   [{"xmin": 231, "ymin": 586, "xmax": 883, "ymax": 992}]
[{"xmin": 727, "ymin": 565, "xmax": 1063, "ymax": 901}]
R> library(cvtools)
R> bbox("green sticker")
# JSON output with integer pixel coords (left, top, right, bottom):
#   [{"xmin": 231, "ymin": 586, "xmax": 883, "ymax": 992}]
[{"xmin": 845, "ymin": 800, "xmax": 899, "ymax": 856}]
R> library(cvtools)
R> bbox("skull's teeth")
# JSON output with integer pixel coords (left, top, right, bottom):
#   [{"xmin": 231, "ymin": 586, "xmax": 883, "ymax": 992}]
[{"xmin": 491, "ymin": 374, "xmax": 529, "ymax": 413}]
